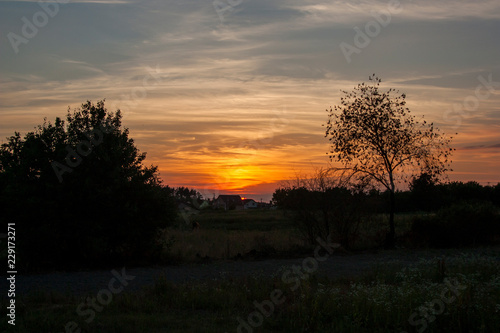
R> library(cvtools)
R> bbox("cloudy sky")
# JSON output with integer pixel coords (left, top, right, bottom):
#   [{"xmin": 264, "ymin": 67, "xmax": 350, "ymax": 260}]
[{"xmin": 1, "ymin": 0, "xmax": 499, "ymax": 200}]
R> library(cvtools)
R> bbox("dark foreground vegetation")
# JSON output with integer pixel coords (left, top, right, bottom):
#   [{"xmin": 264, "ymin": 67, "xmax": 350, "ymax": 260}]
[
  {"xmin": 2, "ymin": 250, "xmax": 499, "ymax": 332},
  {"xmin": 272, "ymin": 171, "xmax": 500, "ymax": 251}
]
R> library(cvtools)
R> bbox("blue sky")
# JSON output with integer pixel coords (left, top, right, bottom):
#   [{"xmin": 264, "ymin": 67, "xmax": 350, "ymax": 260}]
[{"xmin": 1, "ymin": 0, "xmax": 499, "ymax": 200}]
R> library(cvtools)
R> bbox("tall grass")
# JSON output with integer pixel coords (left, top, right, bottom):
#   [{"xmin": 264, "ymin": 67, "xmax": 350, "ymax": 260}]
[
  {"xmin": 162, "ymin": 209, "xmax": 306, "ymax": 262},
  {"xmin": 165, "ymin": 228, "xmax": 304, "ymax": 262},
  {"xmin": 4, "ymin": 252, "xmax": 499, "ymax": 332},
  {"xmin": 164, "ymin": 210, "xmax": 421, "ymax": 260}
]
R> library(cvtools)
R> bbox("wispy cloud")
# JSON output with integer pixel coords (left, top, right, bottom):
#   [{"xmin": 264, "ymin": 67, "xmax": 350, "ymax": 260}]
[
  {"xmin": 463, "ymin": 143, "xmax": 500, "ymax": 150},
  {"xmin": 290, "ymin": 0, "xmax": 500, "ymax": 23},
  {"xmin": 0, "ymin": 0, "xmax": 131, "ymax": 3},
  {"xmin": 1, "ymin": 0, "xmax": 499, "ymax": 199}
]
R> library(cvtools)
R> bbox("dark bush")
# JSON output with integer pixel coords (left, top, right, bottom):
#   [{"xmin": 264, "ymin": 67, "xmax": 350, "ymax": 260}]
[
  {"xmin": 273, "ymin": 186, "xmax": 370, "ymax": 249},
  {"xmin": 411, "ymin": 201, "xmax": 500, "ymax": 248}
]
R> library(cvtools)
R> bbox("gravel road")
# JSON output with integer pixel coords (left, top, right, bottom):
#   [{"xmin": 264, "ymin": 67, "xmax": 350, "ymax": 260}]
[{"xmin": 4, "ymin": 247, "xmax": 500, "ymax": 296}]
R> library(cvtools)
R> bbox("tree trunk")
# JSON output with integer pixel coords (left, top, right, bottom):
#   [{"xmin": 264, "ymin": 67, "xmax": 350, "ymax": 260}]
[
  {"xmin": 386, "ymin": 189, "xmax": 396, "ymax": 249},
  {"xmin": 385, "ymin": 172, "xmax": 396, "ymax": 249}
]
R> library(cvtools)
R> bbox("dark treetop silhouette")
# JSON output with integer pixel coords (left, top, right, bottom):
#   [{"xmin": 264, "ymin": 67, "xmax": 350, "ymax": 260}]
[
  {"xmin": 0, "ymin": 100, "xmax": 176, "ymax": 271},
  {"xmin": 324, "ymin": 75, "xmax": 454, "ymax": 248}
]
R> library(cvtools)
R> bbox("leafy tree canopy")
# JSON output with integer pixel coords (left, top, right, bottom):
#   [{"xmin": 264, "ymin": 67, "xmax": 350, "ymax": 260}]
[
  {"xmin": 325, "ymin": 75, "xmax": 454, "ymax": 189},
  {"xmin": 0, "ymin": 100, "xmax": 176, "ymax": 271}
]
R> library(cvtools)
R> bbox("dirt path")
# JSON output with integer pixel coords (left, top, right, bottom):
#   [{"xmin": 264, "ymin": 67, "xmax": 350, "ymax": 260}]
[{"xmin": 4, "ymin": 247, "xmax": 500, "ymax": 296}]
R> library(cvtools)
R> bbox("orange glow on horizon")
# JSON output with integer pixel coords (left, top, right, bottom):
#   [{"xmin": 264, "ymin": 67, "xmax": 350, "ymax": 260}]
[{"xmin": 155, "ymin": 143, "xmax": 500, "ymax": 201}]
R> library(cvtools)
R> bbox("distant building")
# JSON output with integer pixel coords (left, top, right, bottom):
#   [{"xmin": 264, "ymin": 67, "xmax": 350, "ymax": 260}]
[
  {"xmin": 257, "ymin": 201, "xmax": 272, "ymax": 209},
  {"xmin": 242, "ymin": 198, "xmax": 258, "ymax": 209},
  {"xmin": 213, "ymin": 195, "xmax": 243, "ymax": 210}
]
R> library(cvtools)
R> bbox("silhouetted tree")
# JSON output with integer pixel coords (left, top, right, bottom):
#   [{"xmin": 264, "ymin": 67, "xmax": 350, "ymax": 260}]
[
  {"xmin": 439, "ymin": 181, "xmax": 490, "ymax": 205},
  {"xmin": 493, "ymin": 183, "xmax": 500, "ymax": 207},
  {"xmin": 324, "ymin": 75, "xmax": 454, "ymax": 248},
  {"xmin": 410, "ymin": 172, "xmax": 439, "ymax": 211},
  {"xmin": 0, "ymin": 100, "xmax": 176, "ymax": 270},
  {"xmin": 173, "ymin": 186, "xmax": 202, "ymax": 205}
]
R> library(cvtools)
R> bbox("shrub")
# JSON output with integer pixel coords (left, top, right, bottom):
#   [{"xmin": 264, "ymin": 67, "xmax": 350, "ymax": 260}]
[
  {"xmin": 411, "ymin": 201, "xmax": 500, "ymax": 247},
  {"xmin": 274, "ymin": 186, "xmax": 369, "ymax": 249}
]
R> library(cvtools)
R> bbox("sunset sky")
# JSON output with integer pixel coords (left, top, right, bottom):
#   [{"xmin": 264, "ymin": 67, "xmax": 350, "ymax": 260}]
[{"xmin": 1, "ymin": 0, "xmax": 499, "ymax": 201}]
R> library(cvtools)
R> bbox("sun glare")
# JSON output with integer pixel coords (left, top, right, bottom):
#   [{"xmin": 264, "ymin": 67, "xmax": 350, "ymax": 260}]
[{"xmin": 212, "ymin": 165, "xmax": 263, "ymax": 190}]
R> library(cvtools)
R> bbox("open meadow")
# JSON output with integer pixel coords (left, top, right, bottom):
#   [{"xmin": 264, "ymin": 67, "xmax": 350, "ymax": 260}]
[
  {"xmin": 162, "ymin": 209, "xmax": 432, "ymax": 263},
  {"xmin": 164, "ymin": 209, "xmax": 306, "ymax": 262}
]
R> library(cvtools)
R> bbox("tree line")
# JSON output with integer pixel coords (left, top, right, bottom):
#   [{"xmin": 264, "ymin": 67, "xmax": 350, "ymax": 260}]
[{"xmin": 272, "ymin": 171, "xmax": 500, "ymax": 249}]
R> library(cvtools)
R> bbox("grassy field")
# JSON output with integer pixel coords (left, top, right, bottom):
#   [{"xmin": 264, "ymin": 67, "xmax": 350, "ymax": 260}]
[
  {"xmin": 190, "ymin": 209, "xmax": 294, "ymax": 231},
  {"xmin": 3, "ymin": 252, "xmax": 499, "ymax": 332},
  {"xmin": 162, "ymin": 209, "xmax": 421, "ymax": 262},
  {"xmin": 164, "ymin": 209, "xmax": 306, "ymax": 262}
]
